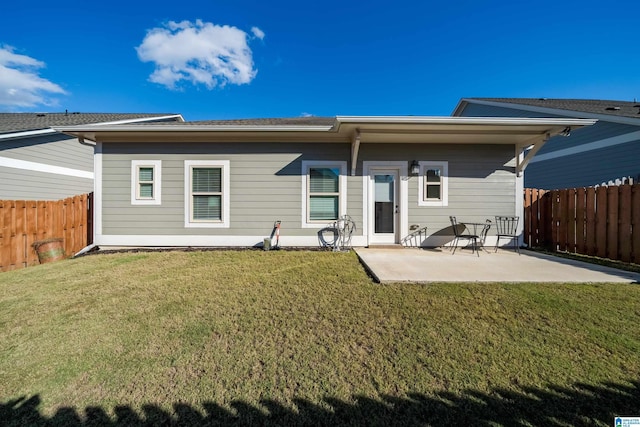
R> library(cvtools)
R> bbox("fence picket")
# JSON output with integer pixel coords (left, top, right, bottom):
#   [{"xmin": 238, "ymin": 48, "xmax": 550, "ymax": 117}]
[
  {"xmin": 575, "ymin": 188, "xmax": 586, "ymax": 253},
  {"xmin": 595, "ymin": 187, "xmax": 608, "ymax": 258},
  {"xmin": 558, "ymin": 190, "xmax": 569, "ymax": 251},
  {"xmin": 524, "ymin": 189, "xmax": 532, "ymax": 247},
  {"xmin": 567, "ymin": 188, "xmax": 576, "ymax": 252},
  {"xmin": 619, "ymin": 185, "xmax": 632, "ymax": 263},
  {"xmin": 606, "ymin": 186, "xmax": 619, "ymax": 260},
  {"xmin": 585, "ymin": 187, "xmax": 596, "ymax": 256},
  {"xmin": 15, "ymin": 201, "xmax": 27, "ymax": 269},
  {"xmin": 632, "ymin": 186, "xmax": 640, "ymax": 264}
]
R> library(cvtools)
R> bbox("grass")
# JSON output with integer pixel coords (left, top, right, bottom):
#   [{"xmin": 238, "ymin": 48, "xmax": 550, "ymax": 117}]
[{"xmin": 1, "ymin": 250, "xmax": 640, "ymax": 426}]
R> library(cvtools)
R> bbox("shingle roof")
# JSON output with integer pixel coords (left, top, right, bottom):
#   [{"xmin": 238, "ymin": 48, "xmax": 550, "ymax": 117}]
[
  {"xmin": 468, "ymin": 98, "xmax": 640, "ymax": 119},
  {"xmin": 0, "ymin": 112, "xmax": 181, "ymax": 134}
]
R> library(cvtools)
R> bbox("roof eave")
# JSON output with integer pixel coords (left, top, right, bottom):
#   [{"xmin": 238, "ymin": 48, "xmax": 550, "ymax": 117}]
[{"xmin": 54, "ymin": 116, "xmax": 597, "ymax": 144}]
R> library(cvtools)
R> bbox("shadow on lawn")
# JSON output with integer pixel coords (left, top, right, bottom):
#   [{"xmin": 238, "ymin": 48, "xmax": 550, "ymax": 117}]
[{"xmin": 2, "ymin": 380, "xmax": 639, "ymax": 426}]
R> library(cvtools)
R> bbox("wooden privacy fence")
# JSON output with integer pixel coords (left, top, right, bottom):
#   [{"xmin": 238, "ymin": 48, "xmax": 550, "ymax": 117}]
[
  {"xmin": 0, "ymin": 193, "xmax": 93, "ymax": 272},
  {"xmin": 524, "ymin": 185, "xmax": 640, "ymax": 264}
]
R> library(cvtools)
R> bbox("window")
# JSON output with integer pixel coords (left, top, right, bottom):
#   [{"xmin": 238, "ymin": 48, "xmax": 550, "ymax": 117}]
[
  {"xmin": 418, "ymin": 161, "xmax": 448, "ymax": 207},
  {"xmin": 184, "ymin": 160, "xmax": 230, "ymax": 228},
  {"xmin": 131, "ymin": 160, "xmax": 161, "ymax": 205},
  {"xmin": 301, "ymin": 161, "xmax": 346, "ymax": 227}
]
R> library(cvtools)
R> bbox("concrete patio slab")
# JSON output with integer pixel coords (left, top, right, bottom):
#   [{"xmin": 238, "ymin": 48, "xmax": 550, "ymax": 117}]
[{"xmin": 354, "ymin": 248, "xmax": 640, "ymax": 283}]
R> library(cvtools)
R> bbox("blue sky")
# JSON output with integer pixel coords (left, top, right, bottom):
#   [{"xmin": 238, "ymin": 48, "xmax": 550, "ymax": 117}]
[{"xmin": 1, "ymin": 0, "xmax": 639, "ymax": 120}]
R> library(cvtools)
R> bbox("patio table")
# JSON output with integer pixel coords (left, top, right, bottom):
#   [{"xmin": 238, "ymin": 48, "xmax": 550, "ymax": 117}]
[{"xmin": 460, "ymin": 220, "xmax": 492, "ymax": 253}]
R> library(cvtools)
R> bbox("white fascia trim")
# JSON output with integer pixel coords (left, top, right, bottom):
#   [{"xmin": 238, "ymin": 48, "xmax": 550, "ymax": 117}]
[
  {"xmin": 458, "ymin": 99, "xmax": 640, "ymax": 127},
  {"xmin": 184, "ymin": 160, "xmax": 230, "ymax": 228},
  {"xmin": 0, "ymin": 115, "xmax": 184, "ymax": 141},
  {"xmin": 131, "ymin": 160, "xmax": 162, "ymax": 205},
  {"xmin": 301, "ymin": 160, "xmax": 348, "ymax": 229},
  {"xmin": 87, "ymin": 114, "xmax": 184, "ymax": 126},
  {"xmin": 95, "ymin": 234, "xmax": 368, "ymax": 248},
  {"xmin": 530, "ymin": 129, "xmax": 640, "ymax": 164},
  {"xmin": 0, "ymin": 128, "xmax": 56, "ymax": 140},
  {"xmin": 0, "ymin": 155, "xmax": 93, "ymax": 179},
  {"xmin": 417, "ymin": 161, "xmax": 449, "ymax": 207}
]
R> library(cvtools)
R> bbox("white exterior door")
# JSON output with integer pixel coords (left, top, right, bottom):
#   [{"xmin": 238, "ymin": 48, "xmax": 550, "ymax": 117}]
[{"xmin": 364, "ymin": 162, "xmax": 408, "ymax": 245}]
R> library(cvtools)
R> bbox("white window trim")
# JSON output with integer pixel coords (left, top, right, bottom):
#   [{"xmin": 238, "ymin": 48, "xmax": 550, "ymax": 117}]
[
  {"xmin": 184, "ymin": 160, "xmax": 230, "ymax": 228},
  {"xmin": 418, "ymin": 161, "xmax": 448, "ymax": 207},
  {"xmin": 301, "ymin": 161, "xmax": 347, "ymax": 228},
  {"xmin": 131, "ymin": 160, "xmax": 162, "ymax": 205}
]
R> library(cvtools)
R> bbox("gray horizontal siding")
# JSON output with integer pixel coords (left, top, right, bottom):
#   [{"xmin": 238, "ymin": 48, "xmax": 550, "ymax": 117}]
[
  {"xmin": 459, "ymin": 103, "xmax": 549, "ymax": 118},
  {"xmin": 460, "ymin": 102, "xmax": 640, "ymax": 191},
  {"xmin": 525, "ymin": 137, "xmax": 640, "ymax": 189},
  {"xmin": 101, "ymin": 142, "xmax": 516, "ymax": 244},
  {"xmin": 1, "ymin": 134, "xmax": 93, "ymax": 172},
  {"xmin": 102, "ymin": 143, "xmax": 355, "ymax": 236},
  {"xmin": 458, "ymin": 103, "xmax": 640, "ymax": 155},
  {"xmin": 0, "ymin": 167, "xmax": 93, "ymax": 200}
]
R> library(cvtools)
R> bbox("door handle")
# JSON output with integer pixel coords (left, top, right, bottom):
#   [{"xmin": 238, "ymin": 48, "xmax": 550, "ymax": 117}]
[{"xmin": 395, "ymin": 205, "xmax": 399, "ymax": 214}]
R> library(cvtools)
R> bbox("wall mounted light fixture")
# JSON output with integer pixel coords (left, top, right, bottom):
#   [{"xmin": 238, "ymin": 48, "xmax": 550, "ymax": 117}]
[{"xmin": 410, "ymin": 160, "xmax": 420, "ymax": 176}]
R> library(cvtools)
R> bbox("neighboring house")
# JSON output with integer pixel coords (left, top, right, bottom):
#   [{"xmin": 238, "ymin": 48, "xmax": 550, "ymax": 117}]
[
  {"xmin": 56, "ymin": 116, "xmax": 594, "ymax": 249},
  {"xmin": 0, "ymin": 112, "xmax": 183, "ymax": 200},
  {"xmin": 453, "ymin": 98, "xmax": 640, "ymax": 189}
]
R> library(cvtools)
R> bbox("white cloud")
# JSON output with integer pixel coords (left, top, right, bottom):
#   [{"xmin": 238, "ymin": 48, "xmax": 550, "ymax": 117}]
[
  {"xmin": 0, "ymin": 45, "xmax": 67, "ymax": 108},
  {"xmin": 251, "ymin": 27, "xmax": 265, "ymax": 40},
  {"xmin": 136, "ymin": 20, "xmax": 263, "ymax": 90}
]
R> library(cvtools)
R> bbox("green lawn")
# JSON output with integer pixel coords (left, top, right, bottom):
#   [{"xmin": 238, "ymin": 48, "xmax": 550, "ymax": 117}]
[{"xmin": 1, "ymin": 250, "xmax": 639, "ymax": 426}]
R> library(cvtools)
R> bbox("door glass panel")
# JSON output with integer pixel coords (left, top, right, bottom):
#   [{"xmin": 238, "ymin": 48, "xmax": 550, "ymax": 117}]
[{"xmin": 374, "ymin": 174, "xmax": 395, "ymax": 233}]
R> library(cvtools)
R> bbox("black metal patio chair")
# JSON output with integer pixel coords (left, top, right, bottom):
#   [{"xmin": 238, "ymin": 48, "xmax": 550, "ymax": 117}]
[
  {"xmin": 494, "ymin": 215, "xmax": 520, "ymax": 253},
  {"xmin": 449, "ymin": 216, "xmax": 481, "ymax": 256}
]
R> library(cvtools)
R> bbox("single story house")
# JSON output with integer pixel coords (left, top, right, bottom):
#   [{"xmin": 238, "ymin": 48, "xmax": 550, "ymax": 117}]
[
  {"xmin": 453, "ymin": 98, "xmax": 640, "ymax": 189},
  {"xmin": 56, "ymin": 116, "xmax": 595, "ymax": 249},
  {"xmin": 0, "ymin": 112, "xmax": 183, "ymax": 200}
]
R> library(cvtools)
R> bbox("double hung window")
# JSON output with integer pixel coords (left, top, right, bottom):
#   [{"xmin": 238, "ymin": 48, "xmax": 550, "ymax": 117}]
[
  {"xmin": 418, "ymin": 161, "xmax": 448, "ymax": 207},
  {"xmin": 185, "ymin": 160, "xmax": 230, "ymax": 228},
  {"xmin": 302, "ymin": 161, "xmax": 346, "ymax": 227}
]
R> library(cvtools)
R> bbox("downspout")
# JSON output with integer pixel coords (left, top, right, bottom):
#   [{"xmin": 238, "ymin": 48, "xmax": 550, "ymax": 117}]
[
  {"xmin": 77, "ymin": 136, "xmax": 96, "ymax": 147},
  {"xmin": 75, "ymin": 134, "xmax": 98, "ymax": 254}
]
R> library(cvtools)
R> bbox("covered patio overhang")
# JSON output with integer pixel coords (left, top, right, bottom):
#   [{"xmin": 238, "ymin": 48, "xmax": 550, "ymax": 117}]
[{"xmin": 56, "ymin": 116, "xmax": 597, "ymax": 176}]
